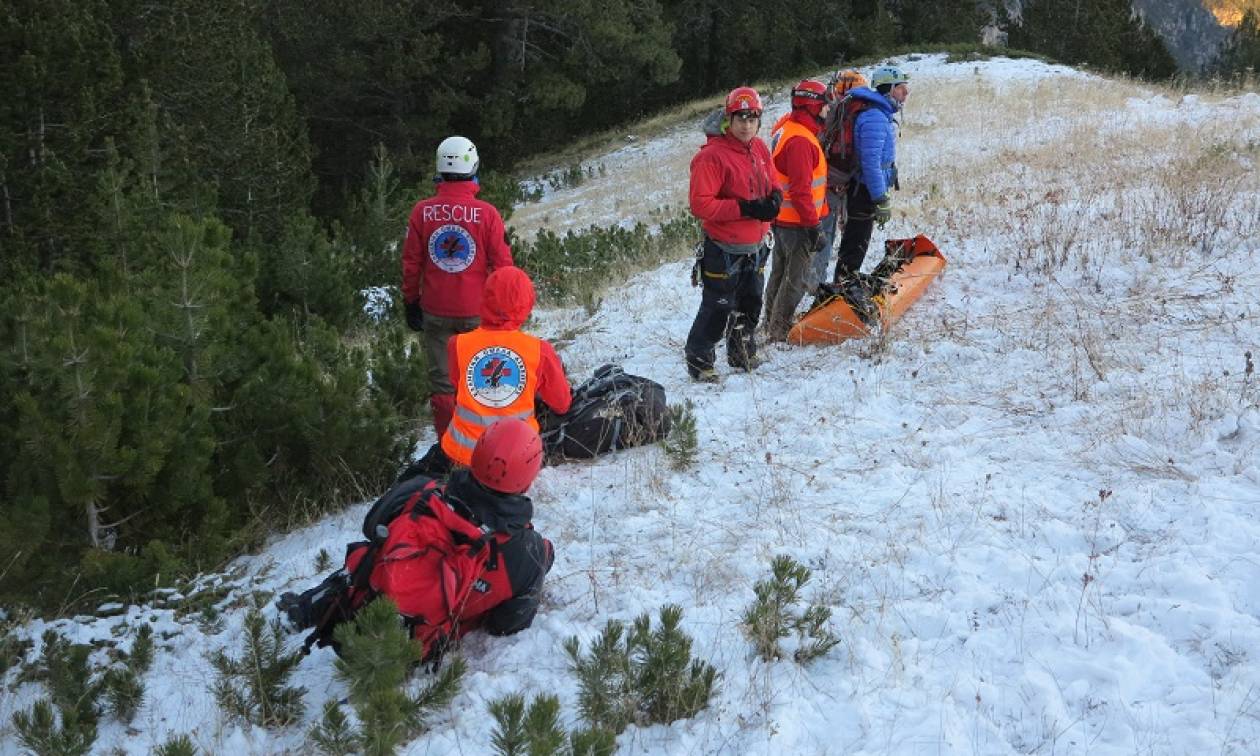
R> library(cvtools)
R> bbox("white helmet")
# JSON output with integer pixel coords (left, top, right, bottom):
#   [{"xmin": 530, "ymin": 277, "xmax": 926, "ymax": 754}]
[{"xmin": 436, "ymin": 136, "xmax": 479, "ymax": 177}]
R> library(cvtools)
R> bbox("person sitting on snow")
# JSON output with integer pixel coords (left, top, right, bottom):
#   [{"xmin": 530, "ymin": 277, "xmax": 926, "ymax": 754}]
[{"xmin": 278, "ymin": 418, "xmax": 555, "ymax": 657}]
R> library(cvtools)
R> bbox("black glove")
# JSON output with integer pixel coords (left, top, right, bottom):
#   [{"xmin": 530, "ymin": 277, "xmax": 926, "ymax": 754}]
[
  {"xmin": 404, "ymin": 300, "xmax": 424, "ymax": 332},
  {"xmin": 738, "ymin": 190, "xmax": 782, "ymax": 222},
  {"xmin": 807, "ymin": 226, "xmax": 825, "ymax": 253}
]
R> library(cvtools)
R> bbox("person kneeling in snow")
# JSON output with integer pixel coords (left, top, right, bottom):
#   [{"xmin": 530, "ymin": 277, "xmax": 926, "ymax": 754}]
[{"xmin": 278, "ymin": 418, "xmax": 555, "ymax": 661}]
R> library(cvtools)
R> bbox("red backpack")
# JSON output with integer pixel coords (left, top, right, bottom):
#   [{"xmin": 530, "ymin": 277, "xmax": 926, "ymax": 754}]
[
  {"xmin": 304, "ymin": 478, "xmax": 515, "ymax": 661},
  {"xmin": 821, "ymin": 94, "xmax": 871, "ymax": 179}
]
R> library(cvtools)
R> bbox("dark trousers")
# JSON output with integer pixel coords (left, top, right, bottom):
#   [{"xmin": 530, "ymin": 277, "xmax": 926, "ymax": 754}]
[
  {"xmin": 834, "ymin": 181, "xmax": 877, "ymax": 282},
  {"xmin": 684, "ymin": 239, "xmax": 767, "ymax": 376}
]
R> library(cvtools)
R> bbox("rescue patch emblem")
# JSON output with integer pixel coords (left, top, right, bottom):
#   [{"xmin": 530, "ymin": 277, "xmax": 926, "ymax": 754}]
[
  {"xmin": 466, "ymin": 346, "xmax": 527, "ymax": 408},
  {"xmin": 428, "ymin": 224, "xmax": 477, "ymax": 273}
]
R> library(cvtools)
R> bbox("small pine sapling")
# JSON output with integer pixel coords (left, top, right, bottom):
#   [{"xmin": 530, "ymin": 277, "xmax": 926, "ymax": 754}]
[
  {"xmin": 488, "ymin": 692, "xmax": 616, "ymax": 756},
  {"xmin": 154, "ymin": 733, "xmax": 199, "ymax": 756},
  {"xmin": 102, "ymin": 667, "xmax": 144, "ymax": 723},
  {"xmin": 13, "ymin": 699, "xmax": 96, "ymax": 756},
  {"xmin": 310, "ymin": 701, "xmax": 357, "ymax": 756},
  {"xmin": 662, "ymin": 400, "xmax": 699, "ymax": 470},
  {"xmin": 103, "ymin": 623, "xmax": 157, "ymax": 722},
  {"xmin": 210, "ymin": 609, "xmax": 306, "ymax": 727},
  {"xmin": 331, "ymin": 598, "xmax": 466, "ymax": 755},
  {"xmin": 315, "ymin": 548, "xmax": 333, "ymax": 572},
  {"xmin": 569, "ymin": 727, "xmax": 617, "ymax": 756},
  {"xmin": 628, "ymin": 605, "xmax": 718, "ymax": 724},
  {"xmin": 12, "ymin": 630, "xmax": 100, "ymax": 754},
  {"xmin": 565, "ymin": 604, "xmax": 718, "ymax": 737},
  {"xmin": 488, "ymin": 694, "xmax": 527, "ymax": 755},
  {"xmin": 742, "ymin": 556, "xmax": 841, "ymax": 663},
  {"xmin": 0, "ymin": 629, "xmax": 32, "ymax": 675}
]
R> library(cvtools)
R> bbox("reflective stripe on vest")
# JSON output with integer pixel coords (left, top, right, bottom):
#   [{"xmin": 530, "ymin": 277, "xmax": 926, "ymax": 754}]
[
  {"xmin": 771, "ymin": 119, "xmax": 828, "ymax": 224},
  {"xmin": 441, "ymin": 328, "xmax": 543, "ymax": 466}
]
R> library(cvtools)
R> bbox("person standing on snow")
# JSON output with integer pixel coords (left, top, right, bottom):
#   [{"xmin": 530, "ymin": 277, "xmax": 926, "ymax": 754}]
[
  {"xmin": 439, "ymin": 266, "xmax": 571, "ymax": 468},
  {"xmin": 813, "ymin": 69, "xmax": 868, "ymax": 294},
  {"xmin": 832, "ymin": 66, "xmax": 911, "ymax": 306},
  {"xmin": 684, "ymin": 86, "xmax": 779, "ymax": 383},
  {"xmin": 401, "ymin": 136, "xmax": 514, "ymax": 441},
  {"xmin": 763, "ymin": 79, "xmax": 830, "ymax": 343}
]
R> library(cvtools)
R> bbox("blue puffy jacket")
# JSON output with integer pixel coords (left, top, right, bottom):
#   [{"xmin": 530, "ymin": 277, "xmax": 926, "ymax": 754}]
[{"xmin": 848, "ymin": 87, "xmax": 899, "ymax": 201}]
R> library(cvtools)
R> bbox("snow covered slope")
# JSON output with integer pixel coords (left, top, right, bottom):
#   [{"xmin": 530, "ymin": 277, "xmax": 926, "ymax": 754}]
[{"xmin": 3, "ymin": 54, "xmax": 1260, "ymax": 755}]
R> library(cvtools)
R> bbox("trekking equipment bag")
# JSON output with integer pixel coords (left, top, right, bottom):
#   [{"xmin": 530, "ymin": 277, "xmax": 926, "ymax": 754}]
[
  {"xmin": 536, "ymin": 364, "xmax": 671, "ymax": 460},
  {"xmin": 820, "ymin": 93, "xmax": 871, "ymax": 183},
  {"xmin": 281, "ymin": 475, "xmax": 512, "ymax": 662}
]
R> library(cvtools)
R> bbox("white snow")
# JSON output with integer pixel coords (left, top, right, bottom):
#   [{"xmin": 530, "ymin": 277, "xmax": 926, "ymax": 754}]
[{"xmin": 3, "ymin": 54, "xmax": 1259, "ymax": 755}]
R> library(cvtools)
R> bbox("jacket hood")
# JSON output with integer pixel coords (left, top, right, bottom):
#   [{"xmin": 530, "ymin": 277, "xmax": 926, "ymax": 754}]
[
  {"xmin": 701, "ymin": 107, "xmax": 726, "ymax": 137},
  {"xmin": 849, "ymin": 87, "xmax": 897, "ymax": 114},
  {"xmin": 480, "ymin": 266, "xmax": 535, "ymax": 329},
  {"xmin": 436, "ymin": 179, "xmax": 481, "ymax": 197},
  {"xmin": 445, "ymin": 469, "xmax": 534, "ymax": 534}
]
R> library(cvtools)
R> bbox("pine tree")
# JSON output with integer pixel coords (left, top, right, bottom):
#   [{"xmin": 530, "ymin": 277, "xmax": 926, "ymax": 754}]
[
  {"xmin": 118, "ymin": 0, "xmax": 313, "ymax": 241},
  {"xmin": 310, "ymin": 701, "xmax": 358, "ymax": 756},
  {"xmin": 11, "ymin": 630, "xmax": 100, "ymax": 755},
  {"xmin": 489, "ymin": 692, "xmax": 616, "ymax": 756},
  {"xmin": 210, "ymin": 609, "xmax": 306, "ymax": 727},
  {"xmin": 331, "ymin": 598, "xmax": 466, "ymax": 755},
  {"xmin": 154, "ymin": 734, "xmax": 199, "ymax": 756},
  {"xmin": 1006, "ymin": 0, "xmax": 1176, "ymax": 79},
  {"xmin": 564, "ymin": 605, "xmax": 718, "ymax": 736},
  {"xmin": 1217, "ymin": 9, "xmax": 1260, "ymax": 77},
  {"xmin": 0, "ymin": 0, "xmax": 125, "ymax": 277},
  {"xmin": 742, "ymin": 556, "xmax": 841, "ymax": 664},
  {"xmin": 892, "ymin": 0, "xmax": 988, "ymax": 45},
  {"xmin": 663, "ymin": 400, "xmax": 699, "ymax": 470}
]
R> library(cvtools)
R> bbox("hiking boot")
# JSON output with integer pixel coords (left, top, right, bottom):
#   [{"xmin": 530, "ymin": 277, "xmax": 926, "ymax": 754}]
[
  {"xmin": 276, "ymin": 591, "xmax": 313, "ymax": 633},
  {"xmin": 689, "ymin": 367, "xmax": 720, "ymax": 384},
  {"xmin": 730, "ymin": 354, "xmax": 764, "ymax": 372}
]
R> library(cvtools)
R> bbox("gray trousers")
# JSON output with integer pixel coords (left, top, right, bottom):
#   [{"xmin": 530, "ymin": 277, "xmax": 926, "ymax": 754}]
[
  {"xmin": 422, "ymin": 312, "xmax": 479, "ymax": 395},
  {"xmin": 763, "ymin": 225, "xmax": 815, "ymax": 341},
  {"xmin": 812, "ymin": 189, "xmax": 847, "ymax": 286}
]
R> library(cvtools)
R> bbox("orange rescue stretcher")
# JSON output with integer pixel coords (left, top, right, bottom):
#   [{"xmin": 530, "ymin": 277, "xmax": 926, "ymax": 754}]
[{"xmin": 788, "ymin": 234, "xmax": 947, "ymax": 346}]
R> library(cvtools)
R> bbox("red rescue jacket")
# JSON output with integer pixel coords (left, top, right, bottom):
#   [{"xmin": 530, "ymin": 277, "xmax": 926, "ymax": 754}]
[
  {"xmin": 401, "ymin": 180, "xmax": 514, "ymax": 318},
  {"xmin": 688, "ymin": 112, "xmax": 776, "ymax": 245}
]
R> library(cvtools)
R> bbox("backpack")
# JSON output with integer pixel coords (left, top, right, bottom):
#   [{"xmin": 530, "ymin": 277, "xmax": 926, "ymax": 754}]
[
  {"xmin": 536, "ymin": 364, "xmax": 671, "ymax": 460},
  {"xmin": 293, "ymin": 475, "xmax": 510, "ymax": 662},
  {"xmin": 820, "ymin": 93, "xmax": 871, "ymax": 184}
]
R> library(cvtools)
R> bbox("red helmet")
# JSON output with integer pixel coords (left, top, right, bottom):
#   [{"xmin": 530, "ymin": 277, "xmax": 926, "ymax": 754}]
[
  {"xmin": 471, "ymin": 418, "xmax": 543, "ymax": 494},
  {"xmin": 791, "ymin": 79, "xmax": 828, "ymax": 112},
  {"xmin": 725, "ymin": 86, "xmax": 763, "ymax": 116}
]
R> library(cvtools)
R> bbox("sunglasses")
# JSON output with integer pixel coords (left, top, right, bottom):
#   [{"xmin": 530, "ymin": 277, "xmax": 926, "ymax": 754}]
[{"xmin": 732, "ymin": 111, "xmax": 762, "ymax": 122}]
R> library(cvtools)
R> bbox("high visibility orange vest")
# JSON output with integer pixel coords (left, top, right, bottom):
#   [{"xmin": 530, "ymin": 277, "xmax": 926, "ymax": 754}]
[
  {"xmin": 441, "ymin": 328, "xmax": 542, "ymax": 466},
  {"xmin": 770, "ymin": 119, "xmax": 828, "ymax": 224}
]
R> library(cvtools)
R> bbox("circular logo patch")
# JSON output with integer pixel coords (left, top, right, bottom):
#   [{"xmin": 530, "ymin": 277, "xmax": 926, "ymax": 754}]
[
  {"xmin": 428, "ymin": 224, "xmax": 477, "ymax": 273},
  {"xmin": 466, "ymin": 346, "xmax": 527, "ymax": 408}
]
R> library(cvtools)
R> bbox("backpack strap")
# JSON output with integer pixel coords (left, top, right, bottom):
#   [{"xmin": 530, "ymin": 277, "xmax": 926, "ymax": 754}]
[{"xmin": 301, "ymin": 541, "xmax": 379, "ymax": 654}]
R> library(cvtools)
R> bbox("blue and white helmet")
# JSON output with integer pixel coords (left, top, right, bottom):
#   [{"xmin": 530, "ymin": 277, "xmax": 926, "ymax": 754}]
[{"xmin": 870, "ymin": 66, "xmax": 910, "ymax": 89}]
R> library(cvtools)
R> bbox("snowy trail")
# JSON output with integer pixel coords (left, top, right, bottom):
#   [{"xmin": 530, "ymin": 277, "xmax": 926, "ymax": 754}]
[{"xmin": 3, "ymin": 54, "xmax": 1259, "ymax": 755}]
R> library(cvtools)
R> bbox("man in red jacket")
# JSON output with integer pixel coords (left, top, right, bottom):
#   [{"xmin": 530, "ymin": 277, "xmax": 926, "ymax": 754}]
[
  {"xmin": 401, "ymin": 136, "xmax": 515, "ymax": 437},
  {"xmin": 441, "ymin": 266, "xmax": 572, "ymax": 467},
  {"xmin": 684, "ymin": 86, "xmax": 780, "ymax": 383},
  {"xmin": 763, "ymin": 80, "xmax": 830, "ymax": 342}
]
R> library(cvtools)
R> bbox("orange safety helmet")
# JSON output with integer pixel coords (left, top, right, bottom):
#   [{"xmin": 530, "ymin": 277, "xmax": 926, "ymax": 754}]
[
  {"xmin": 831, "ymin": 69, "xmax": 868, "ymax": 100},
  {"xmin": 791, "ymin": 79, "xmax": 828, "ymax": 111},
  {"xmin": 725, "ymin": 86, "xmax": 764, "ymax": 116},
  {"xmin": 471, "ymin": 418, "xmax": 544, "ymax": 494}
]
